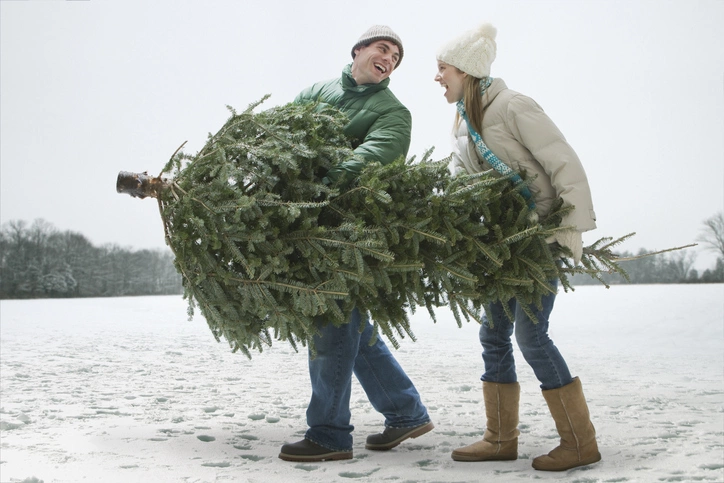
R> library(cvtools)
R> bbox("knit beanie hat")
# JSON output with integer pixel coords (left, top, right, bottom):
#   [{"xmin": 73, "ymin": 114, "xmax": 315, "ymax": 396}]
[
  {"xmin": 351, "ymin": 25, "xmax": 404, "ymax": 68},
  {"xmin": 437, "ymin": 23, "xmax": 497, "ymax": 78}
]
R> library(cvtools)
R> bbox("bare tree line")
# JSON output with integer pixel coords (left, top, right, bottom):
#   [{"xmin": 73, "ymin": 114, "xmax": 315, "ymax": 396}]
[
  {"xmin": 570, "ymin": 248, "xmax": 723, "ymax": 285},
  {"xmin": 1, "ymin": 213, "xmax": 722, "ymax": 299},
  {"xmin": 0, "ymin": 219, "xmax": 182, "ymax": 299},
  {"xmin": 572, "ymin": 212, "xmax": 724, "ymax": 285}
]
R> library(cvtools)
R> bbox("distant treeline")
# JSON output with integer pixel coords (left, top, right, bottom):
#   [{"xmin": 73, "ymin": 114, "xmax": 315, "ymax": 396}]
[
  {"xmin": 571, "ymin": 248, "xmax": 723, "ymax": 285},
  {"xmin": 0, "ymin": 219, "xmax": 182, "ymax": 299},
  {"xmin": 1, "ymin": 219, "xmax": 722, "ymax": 300}
]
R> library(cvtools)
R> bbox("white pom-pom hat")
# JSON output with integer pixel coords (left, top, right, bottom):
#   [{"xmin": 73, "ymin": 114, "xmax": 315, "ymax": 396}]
[{"xmin": 437, "ymin": 23, "xmax": 497, "ymax": 78}]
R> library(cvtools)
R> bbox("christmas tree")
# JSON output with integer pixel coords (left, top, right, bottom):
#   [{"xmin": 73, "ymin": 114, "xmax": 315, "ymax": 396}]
[{"xmin": 117, "ymin": 96, "xmax": 630, "ymax": 357}]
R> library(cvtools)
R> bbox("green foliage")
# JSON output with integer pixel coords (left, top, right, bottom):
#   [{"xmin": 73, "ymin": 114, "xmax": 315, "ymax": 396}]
[
  {"xmin": 155, "ymin": 97, "xmax": 627, "ymax": 357},
  {"xmin": 562, "ymin": 233, "xmax": 634, "ymax": 287}
]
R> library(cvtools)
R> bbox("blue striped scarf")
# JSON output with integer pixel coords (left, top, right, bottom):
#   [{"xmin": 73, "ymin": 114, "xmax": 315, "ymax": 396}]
[{"xmin": 456, "ymin": 78, "xmax": 536, "ymax": 210}]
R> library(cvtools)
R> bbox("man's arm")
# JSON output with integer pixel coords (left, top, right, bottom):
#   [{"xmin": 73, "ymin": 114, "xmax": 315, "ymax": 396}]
[{"xmin": 324, "ymin": 108, "xmax": 412, "ymax": 186}]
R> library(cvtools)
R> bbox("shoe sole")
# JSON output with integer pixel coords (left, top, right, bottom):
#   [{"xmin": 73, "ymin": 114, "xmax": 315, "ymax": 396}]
[
  {"xmin": 366, "ymin": 421, "xmax": 435, "ymax": 451},
  {"xmin": 451, "ymin": 452, "xmax": 517, "ymax": 462}
]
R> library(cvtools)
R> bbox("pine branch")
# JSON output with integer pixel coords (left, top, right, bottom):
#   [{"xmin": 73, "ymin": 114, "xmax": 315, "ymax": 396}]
[{"xmin": 609, "ymin": 243, "xmax": 697, "ymax": 262}]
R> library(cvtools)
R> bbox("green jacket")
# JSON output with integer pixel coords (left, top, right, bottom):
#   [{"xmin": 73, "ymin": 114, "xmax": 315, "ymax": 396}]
[{"xmin": 295, "ymin": 64, "xmax": 412, "ymax": 186}]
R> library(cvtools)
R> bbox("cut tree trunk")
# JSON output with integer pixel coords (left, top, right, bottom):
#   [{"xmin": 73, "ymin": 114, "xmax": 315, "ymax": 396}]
[{"xmin": 116, "ymin": 171, "xmax": 168, "ymax": 199}]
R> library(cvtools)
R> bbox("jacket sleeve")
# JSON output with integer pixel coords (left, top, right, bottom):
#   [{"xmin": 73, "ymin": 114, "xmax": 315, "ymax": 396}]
[
  {"xmin": 450, "ymin": 129, "xmax": 467, "ymax": 176},
  {"xmin": 450, "ymin": 121, "xmax": 487, "ymax": 176},
  {"xmin": 325, "ymin": 107, "xmax": 412, "ymax": 186},
  {"xmin": 450, "ymin": 147, "xmax": 465, "ymax": 176},
  {"xmin": 294, "ymin": 85, "xmax": 316, "ymax": 104},
  {"xmin": 506, "ymin": 95, "xmax": 597, "ymax": 232}
]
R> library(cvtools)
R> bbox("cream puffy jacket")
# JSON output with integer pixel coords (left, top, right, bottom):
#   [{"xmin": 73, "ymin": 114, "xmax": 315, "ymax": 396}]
[{"xmin": 450, "ymin": 78, "xmax": 596, "ymax": 232}]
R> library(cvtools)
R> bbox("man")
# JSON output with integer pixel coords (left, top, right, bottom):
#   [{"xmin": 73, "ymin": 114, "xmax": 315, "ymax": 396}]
[{"xmin": 278, "ymin": 25, "xmax": 434, "ymax": 463}]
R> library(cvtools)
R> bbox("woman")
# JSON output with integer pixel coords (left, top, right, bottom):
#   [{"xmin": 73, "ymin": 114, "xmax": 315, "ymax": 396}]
[{"xmin": 434, "ymin": 23, "xmax": 601, "ymax": 471}]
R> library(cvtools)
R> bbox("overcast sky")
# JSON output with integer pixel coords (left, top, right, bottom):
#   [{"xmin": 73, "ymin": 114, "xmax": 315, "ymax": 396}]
[{"xmin": 1, "ymin": 0, "xmax": 722, "ymax": 269}]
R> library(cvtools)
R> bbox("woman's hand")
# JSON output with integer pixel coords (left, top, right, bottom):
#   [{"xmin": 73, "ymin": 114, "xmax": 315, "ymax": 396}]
[{"xmin": 551, "ymin": 229, "xmax": 583, "ymax": 265}]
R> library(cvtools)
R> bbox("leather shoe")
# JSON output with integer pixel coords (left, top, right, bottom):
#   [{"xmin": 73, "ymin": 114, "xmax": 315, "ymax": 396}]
[
  {"xmin": 279, "ymin": 439, "xmax": 352, "ymax": 462},
  {"xmin": 366, "ymin": 421, "xmax": 434, "ymax": 450}
]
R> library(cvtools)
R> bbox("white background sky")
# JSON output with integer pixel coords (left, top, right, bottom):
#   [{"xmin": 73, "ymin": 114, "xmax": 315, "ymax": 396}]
[{"xmin": 1, "ymin": 0, "xmax": 722, "ymax": 269}]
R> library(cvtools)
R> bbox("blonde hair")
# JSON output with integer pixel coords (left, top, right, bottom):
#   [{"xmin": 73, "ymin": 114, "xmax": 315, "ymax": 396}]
[{"xmin": 454, "ymin": 73, "xmax": 485, "ymax": 136}]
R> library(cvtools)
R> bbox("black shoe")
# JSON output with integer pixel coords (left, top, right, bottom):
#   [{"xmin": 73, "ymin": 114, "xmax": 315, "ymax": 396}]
[
  {"xmin": 279, "ymin": 439, "xmax": 353, "ymax": 462},
  {"xmin": 365, "ymin": 421, "xmax": 434, "ymax": 451}
]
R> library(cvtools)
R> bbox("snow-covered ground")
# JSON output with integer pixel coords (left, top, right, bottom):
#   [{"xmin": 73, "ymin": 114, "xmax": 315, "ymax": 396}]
[{"xmin": 1, "ymin": 284, "xmax": 723, "ymax": 483}]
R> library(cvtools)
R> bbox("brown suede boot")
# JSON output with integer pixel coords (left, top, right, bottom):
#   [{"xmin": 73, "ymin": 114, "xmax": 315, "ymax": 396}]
[
  {"xmin": 532, "ymin": 377, "xmax": 601, "ymax": 471},
  {"xmin": 452, "ymin": 381, "xmax": 520, "ymax": 462}
]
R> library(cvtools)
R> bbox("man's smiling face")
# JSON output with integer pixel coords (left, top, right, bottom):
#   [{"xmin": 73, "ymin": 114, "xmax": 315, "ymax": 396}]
[{"xmin": 350, "ymin": 40, "xmax": 400, "ymax": 85}]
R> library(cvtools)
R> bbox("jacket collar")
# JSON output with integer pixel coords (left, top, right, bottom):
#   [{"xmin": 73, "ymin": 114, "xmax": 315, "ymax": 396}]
[
  {"xmin": 341, "ymin": 64, "xmax": 390, "ymax": 93},
  {"xmin": 481, "ymin": 78, "xmax": 507, "ymax": 110}
]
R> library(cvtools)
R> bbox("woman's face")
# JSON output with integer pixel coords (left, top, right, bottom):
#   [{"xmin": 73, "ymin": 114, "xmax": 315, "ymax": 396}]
[{"xmin": 434, "ymin": 61, "xmax": 467, "ymax": 104}]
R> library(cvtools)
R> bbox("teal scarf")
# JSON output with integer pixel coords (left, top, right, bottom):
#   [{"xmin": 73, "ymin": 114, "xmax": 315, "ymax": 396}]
[{"xmin": 456, "ymin": 78, "xmax": 535, "ymax": 210}]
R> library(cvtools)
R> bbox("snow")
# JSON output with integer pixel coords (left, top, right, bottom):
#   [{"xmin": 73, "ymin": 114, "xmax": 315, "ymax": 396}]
[{"xmin": 1, "ymin": 284, "xmax": 723, "ymax": 483}]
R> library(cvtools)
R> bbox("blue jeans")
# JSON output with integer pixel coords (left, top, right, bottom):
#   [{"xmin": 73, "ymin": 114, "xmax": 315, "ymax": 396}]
[
  {"xmin": 479, "ymin": 278, "xmax": 573, "ymax": 390},
  {"xmin": 305, "ymin": 308, "xmax": 430, "ymax": 451}
]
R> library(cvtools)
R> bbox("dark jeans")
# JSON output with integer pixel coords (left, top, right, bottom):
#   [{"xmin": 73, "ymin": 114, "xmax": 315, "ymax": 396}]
[
  {"xmin": 479, "ymin": 278, "xmax": 573, "ymax": 390},
  {"xmin": 305, "ymin": 308, "xmax": 430, "ymax": 451}
]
